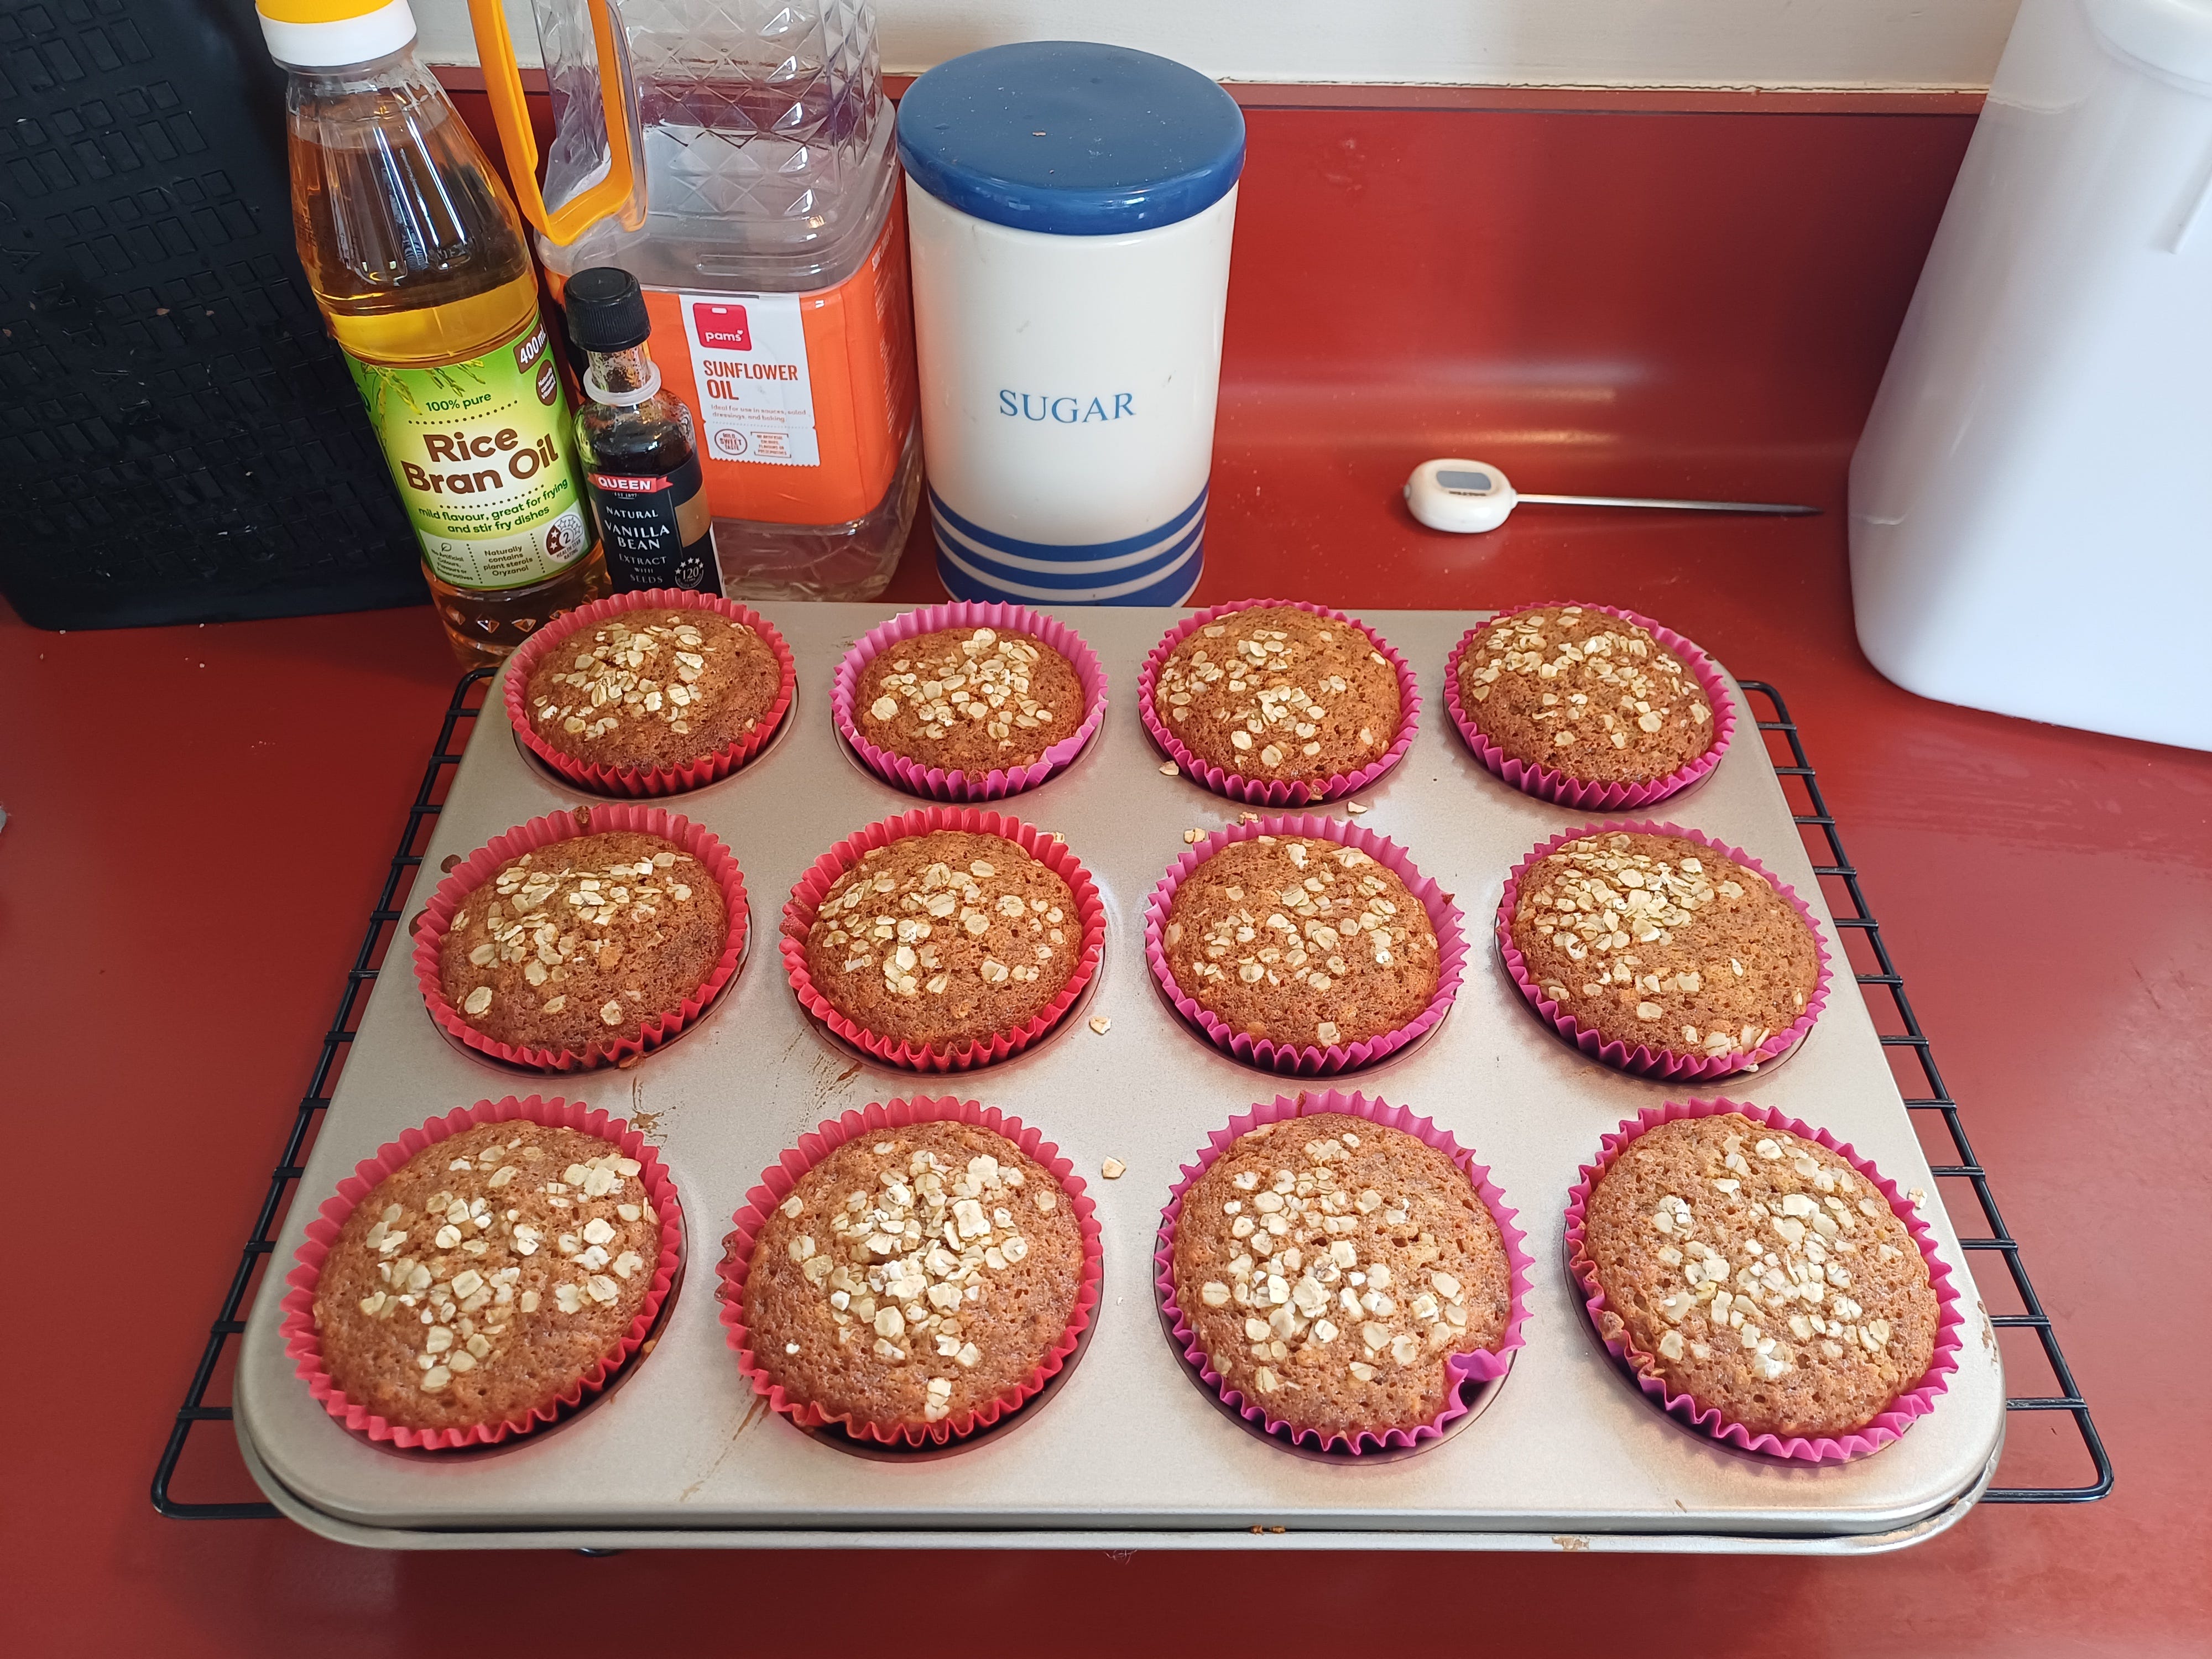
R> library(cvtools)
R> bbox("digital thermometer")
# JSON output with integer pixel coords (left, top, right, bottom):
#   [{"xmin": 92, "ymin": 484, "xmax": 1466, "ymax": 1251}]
[{"xmin": 1404, "ymin": 458, "xmax": 1818, "ymax": 534}]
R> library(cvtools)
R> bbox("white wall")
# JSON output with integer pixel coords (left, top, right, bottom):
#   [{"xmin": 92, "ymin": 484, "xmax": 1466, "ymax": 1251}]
[{"xmin": 418, "ymin": 0, "xmax": 2022, "ymax": 90}]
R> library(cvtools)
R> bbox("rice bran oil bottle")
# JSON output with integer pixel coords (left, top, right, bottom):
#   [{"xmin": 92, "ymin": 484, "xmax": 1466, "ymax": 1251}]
[{"xmin": 260, "ymin": 0, "xmax": 608, "ymax": 664}]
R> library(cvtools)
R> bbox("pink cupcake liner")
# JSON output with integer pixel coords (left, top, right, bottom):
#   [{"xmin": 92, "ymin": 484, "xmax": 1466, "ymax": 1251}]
[
  {"xmin": 716, "ymin": 1095, "xmax": 1103, "ymax": 1448},
  {"xmin": 1155, "ymin": 1088, "xmax": 1532, "ymax": 1455},
  {"xmin": 780, "ymin": 806, "xmax": 1106, "ymax": 1072},
  {"xmin": 1144, "ymin": 814, "xmax": 1467, "ymax": 1074},
  {"xmin": 1563, "ymin": 1097, "xmax": 1963, "ymax": 1464},
  {"xmin": 278, "ymin": 1094, "xmax": 684, "ymax": 1451},
  {"xmin": 502, "ymin": 587, "xmax": 797, "ymax": 797},
  {"xmin": 1495, "ymin": 820, "xmax": 1833, "ymax": 1081},
  {"xmin": 1443, "ymin": 600, "xmax": 1737, "ymax": 810},
  {"xmin": 411, "ymin": 804, "xmax": 749, "ymax": 1073},
  {"xmin": 1137, "ymin": 598, "xmax": 1421, "ymax": 806},
  {"xmin": 831, "ymin": 601, "xmax": 1109, "ymax": 800}
]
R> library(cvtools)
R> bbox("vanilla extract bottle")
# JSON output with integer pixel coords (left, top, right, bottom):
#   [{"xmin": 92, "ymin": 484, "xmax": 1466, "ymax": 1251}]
[{"xmin": 565, "ymin": 268, "xmax": 720, "ymax": 594}]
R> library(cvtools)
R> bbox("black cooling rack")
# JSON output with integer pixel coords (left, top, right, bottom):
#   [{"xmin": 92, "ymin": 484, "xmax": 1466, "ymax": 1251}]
[
  {"xmin": 152, "ymin": 672, "xmax": 2111, "ymax": 1520},
  {"xmin": 1747, "ymin": 681, "xmax": 2109, "ymax": 1505}
]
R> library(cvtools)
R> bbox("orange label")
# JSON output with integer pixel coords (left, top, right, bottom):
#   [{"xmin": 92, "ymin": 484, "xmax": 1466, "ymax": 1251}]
[{"xmin": 639, "ymin": 197, "xmax": 916, "ymax": 528}]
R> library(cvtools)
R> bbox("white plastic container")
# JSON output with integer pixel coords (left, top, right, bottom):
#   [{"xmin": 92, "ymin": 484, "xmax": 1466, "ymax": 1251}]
[
  {"xmin": 1849, "ymin": 0, "xmax": 2212, "ymax": 752},
  {"xmin": 898, "ymin": 43, "xmax": 1244, "ymax": 605}
]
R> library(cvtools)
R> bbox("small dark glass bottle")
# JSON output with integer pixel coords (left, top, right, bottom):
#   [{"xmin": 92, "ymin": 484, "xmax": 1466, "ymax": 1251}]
[{"xmin": 564, "ymin": 267, "xmax": 720, "ymax": 594}]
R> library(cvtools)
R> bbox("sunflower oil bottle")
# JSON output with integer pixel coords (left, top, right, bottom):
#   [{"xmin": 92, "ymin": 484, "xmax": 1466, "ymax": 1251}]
[{"xmin": 470, "ymin": 0, "xmax": 921, "ymax": 599}]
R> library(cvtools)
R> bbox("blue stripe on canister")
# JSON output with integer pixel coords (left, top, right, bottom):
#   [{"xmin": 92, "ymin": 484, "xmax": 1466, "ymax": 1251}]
[
  {"xmin": 931, "ymin": 493, "xmax": 1204, "ymax": 583},
  {"xmin": 935, "ymin": 521, "xmax": 1203, "ymax": 596},
  {"xmin": 930, "ymin": 484, "xmax": 1208, "ymax": 567},
  {"xmin": 938, "ymin": 535, "xmax": 1203, "ymax": 606},
  {"xmin": 935, "ymin": 520, "xmax": 1203, "ymax": 603},
  {"xmin": 928, "ymin": 484, "xmax": 1207, "ymax": 604}
]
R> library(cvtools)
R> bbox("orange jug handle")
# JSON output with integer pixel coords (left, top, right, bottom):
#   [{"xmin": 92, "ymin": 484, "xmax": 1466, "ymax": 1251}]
[{"xmin": 466, "ymin": 0, "xmax": 642, "ymax": 245}]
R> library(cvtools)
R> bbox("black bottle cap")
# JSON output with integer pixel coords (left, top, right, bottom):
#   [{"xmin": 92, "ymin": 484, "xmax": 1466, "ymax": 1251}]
[{"xmin": 564, "ymin": 266, "xmax": 651, "ymax": 353}]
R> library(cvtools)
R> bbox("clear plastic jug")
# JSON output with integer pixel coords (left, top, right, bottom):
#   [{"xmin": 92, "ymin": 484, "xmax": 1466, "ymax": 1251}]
[{"xmin": 469, "ymin": 0, "xmax": 920, "ymax": 599}]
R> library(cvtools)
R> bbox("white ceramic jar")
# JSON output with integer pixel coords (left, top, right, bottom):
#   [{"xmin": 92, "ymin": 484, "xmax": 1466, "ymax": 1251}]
[{"xmin": 898, "ymin": 43, "xmax": 1245, "ymax": 604}]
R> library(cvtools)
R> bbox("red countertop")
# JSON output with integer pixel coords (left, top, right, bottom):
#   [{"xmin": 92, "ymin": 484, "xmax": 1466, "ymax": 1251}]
[{"xmin": 6, "ymin": 92, "xmax": 2211, "ymax": 1658}]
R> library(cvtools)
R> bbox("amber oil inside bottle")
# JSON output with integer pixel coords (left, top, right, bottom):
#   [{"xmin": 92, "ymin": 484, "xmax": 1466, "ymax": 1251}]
[{"xmin": 287, "ymin": 45, "xmax": 607, "ymax": 664}]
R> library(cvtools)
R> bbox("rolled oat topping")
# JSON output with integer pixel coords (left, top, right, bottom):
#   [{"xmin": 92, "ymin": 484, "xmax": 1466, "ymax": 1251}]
[
  {"xmin": 857, "ymin": 627, "xmax": 1083, "ymax": 772},
  {"xmin": 1511, "ymin": 831, "xmax": 1818, "ymax": 1061},
  {"xmin": 1154, "ymin": 607, "xmax": 1402, "ymax": 785},
  {"xmin": 1458, "ymin": 605, "xmax": 1714, "ymax": 783},
  {"xmin": 804, "ymin": 830, "xmax": 1079, "ymax": 1047},
  {"xmin": 534, "ymin": 614, "xmax": 728, "ymax": 742},
  {"xmin": 744, "ymin": 1123, "xmax": 1086, "ymax": 1432},
  {"xmin": 1162, "ymin": 834, "xmax": 1439, "ymax": 1048},
  {"xmin": 441, "ymin": 831, "xmax": 724, "ymax": 1056},
  {"xmin": 523, "ymin": 608, "xmax": 783, "ymax": 771},
  {"xmin": 1580, "ymin": 1113, "xmax": 1939, "ymax": 1439},
  {"xmin": 312, "ymin": 1121, "xmax": 660, "ymax": 1430},
  {"xmin": 1173, "ymin": 1115, "xmax": 1511, "ymax": 1439}
]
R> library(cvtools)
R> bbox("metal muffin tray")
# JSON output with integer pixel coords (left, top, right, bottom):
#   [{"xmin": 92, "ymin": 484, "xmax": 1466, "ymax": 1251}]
[{"xmin": 232, "ymin": 605, "xmax": 2005, "ymax": 1552}]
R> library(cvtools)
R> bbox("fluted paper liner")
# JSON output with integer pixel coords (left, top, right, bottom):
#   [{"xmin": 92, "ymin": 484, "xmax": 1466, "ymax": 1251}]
[
  {"xmin": 1144, "ymin": 814, "xmax": 1467, "ymax": 1074},
  {"xmin": 1496, "ymin": 820, "xmax": 1833, "ymax": 1080},
  {"xmin": 411, "ymin": 804, "xmax": 748, "ymax": 1073},
  {"xmin": 1138, "ymin": 599, "xmax": 1420, "ymax": 805},
  {"xmin": 1444, "ymin": 600, "xmax": 1736, "ymax": 810},
  {"xmin": 1155, "ymin": 1089, "xmax": 1531, "ymax": 1455},
  {"xmin": 780, "ymin": 805, "xmax": 1105, "ymax": 1072},
  {"xmin": 716, "ymin": 1095, "xmax": 1103, "ymax": 1447},
  {"xmin": 502, "ymin": 587, "xmax": 796, "ymax": 797},
  {"xmin": 1563, "ymin": 1097, "xmax": 1962, "ymax": 1464},
  {"xmin": 831, "ymin": 601, "xmax": 1109, "ymax": 800},
  {"xmin": 279, "ymin": 1094, "xmax": 683, "ymax": 1451}
]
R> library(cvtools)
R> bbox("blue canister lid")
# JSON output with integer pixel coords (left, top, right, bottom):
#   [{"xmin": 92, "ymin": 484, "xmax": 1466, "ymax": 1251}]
[{"xmin": 897, "ymin": 41, "xmax": 1246, "ymax": 236}]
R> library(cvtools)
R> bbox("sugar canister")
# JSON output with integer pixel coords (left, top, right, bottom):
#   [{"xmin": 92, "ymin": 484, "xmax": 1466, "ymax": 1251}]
[{"xmin": 898, "ymin": 42, "xmax": 1245, "ymax": 604}]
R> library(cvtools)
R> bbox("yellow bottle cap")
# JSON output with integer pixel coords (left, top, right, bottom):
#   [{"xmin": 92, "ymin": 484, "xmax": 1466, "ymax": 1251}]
[
  {"xmin": 257, "ymin": 0, "xmax": 394, "ymax": 20},
  {"xmin": 258, "ymin": 0, "xmax": 416, "ymax": 67}
]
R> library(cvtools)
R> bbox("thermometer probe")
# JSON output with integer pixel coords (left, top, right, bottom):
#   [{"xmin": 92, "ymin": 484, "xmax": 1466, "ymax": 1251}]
[{"xmin": 1405, "ymin": 458, "xmax": 1818, "ymax": 534}]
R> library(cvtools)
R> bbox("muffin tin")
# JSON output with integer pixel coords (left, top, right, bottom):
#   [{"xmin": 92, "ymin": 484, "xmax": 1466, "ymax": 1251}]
[{"xmin": 232, "ymin": 605, "xmax": 2004, "ymax": 1551}]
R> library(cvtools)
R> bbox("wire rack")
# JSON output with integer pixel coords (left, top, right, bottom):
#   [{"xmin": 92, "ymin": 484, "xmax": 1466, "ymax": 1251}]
[
  {"xmin": 152, "ymin": 672, "xmax": 2111, "ymax": 1520},
  {"xmin": 1743, "ymin": 680, "xmax": 2109, "ymax": 1504}
]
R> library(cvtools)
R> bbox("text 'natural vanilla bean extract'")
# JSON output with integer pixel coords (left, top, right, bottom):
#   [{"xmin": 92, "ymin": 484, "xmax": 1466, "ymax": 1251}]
[{"xmin": 565, "ymin": 268, "xmax": 720, "ymax": 595}]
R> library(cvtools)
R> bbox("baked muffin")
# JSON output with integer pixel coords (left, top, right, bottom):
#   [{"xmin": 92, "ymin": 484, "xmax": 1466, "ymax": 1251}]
[
  {"xmin": 742, "ymin": 1120, "xmax": 1087, "ymax": 1434},
  {"xmin": 1579, "ymin": 1113, "xmax": 1939, "ymax": 1440},
  {"xmin": 311, "ymin": 1120, "xmax": 662, "ymax": 1432},
  {"xmin": 1509, "ymin": 831, "xmax": 1818, "ymax": 1063},
  {"xmin": 804, "ymin": 830, "xmax": 1078, "ymax": 1049},
  {"xmin": 1173, "ymin": 1113, "xmax": 1512, "ymax": 1441},
  {"xmin": 1163, "ymin": 834, "xmax": 1439, "ymax": 1050},
  {"xmin": 523, "ymin": 607, "xmax": 784, "ymax": 772},
  {"xmin": 854, "ymin": 625, "xmax": 1086, "ymax": 774},
  {"xmin": 1457, "ymin": 605, "xmax": 1715, "ymax": 784},
  {"xmin": 1153, "ymin": 606, "xmax": 1402, "ymax": 787},
  {"xmin": 440, "ymin": 830, "xmax": 729, "ymax": 1057}
]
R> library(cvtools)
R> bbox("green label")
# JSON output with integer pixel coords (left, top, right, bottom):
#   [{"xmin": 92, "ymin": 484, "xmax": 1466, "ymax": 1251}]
[{"xmin": 346, "ymin": 312, "xmax": 592, "ymax": 592}]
